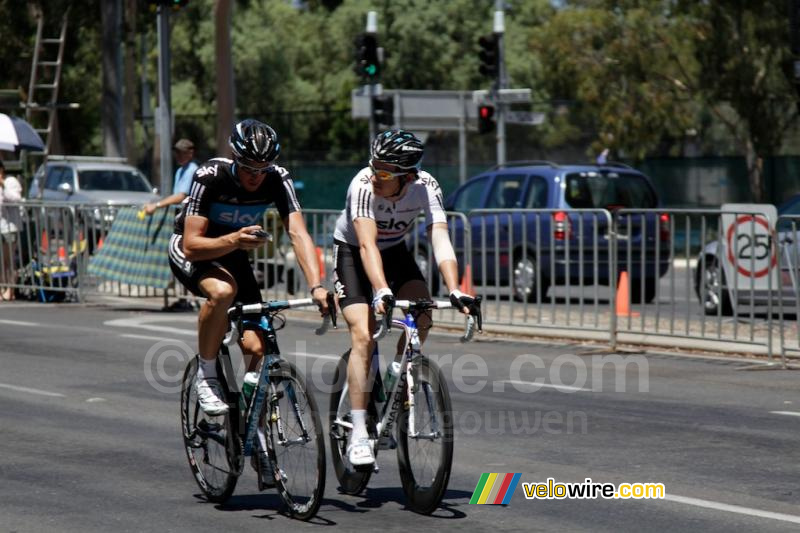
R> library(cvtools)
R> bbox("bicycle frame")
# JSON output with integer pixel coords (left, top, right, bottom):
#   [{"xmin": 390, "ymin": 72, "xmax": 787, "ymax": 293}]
[
  {"xmin": 375, "ymin": 313, "xmax": 426, "ymax": 443},
  {"xmin": 217, "ymin": 311, "xmax": 301, "ymax": 470},
  {"xmin": 334, "ymin": 311, "xmax": 433, "ymax": 453}
]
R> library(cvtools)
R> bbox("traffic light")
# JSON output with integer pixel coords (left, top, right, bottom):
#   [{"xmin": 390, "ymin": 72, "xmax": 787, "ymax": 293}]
[
  {"xmin": 372, "ymin": 95, "xmax": 394, "ymax": 127},
  {"xmin": 354, "ymin": 33, "xmax": 380, "ymax": 81},
  {"xmin": 477, "ymin": 104, "xmax": 495, "ymax": 134},
  {"xmin": 478, "ymin": 34, "xmax": 499, "ymax": 79}
]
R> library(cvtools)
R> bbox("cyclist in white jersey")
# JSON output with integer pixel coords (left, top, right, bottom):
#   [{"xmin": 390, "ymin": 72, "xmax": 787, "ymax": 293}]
[{"xmin": 332, "ymin": 130, "xmax": 474, "ymax": 466}]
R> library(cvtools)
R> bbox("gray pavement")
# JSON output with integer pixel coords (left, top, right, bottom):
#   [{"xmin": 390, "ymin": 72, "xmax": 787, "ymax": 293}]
[{"xmin": 0, "ymin": 301, "xmax": 798, "ymax": 532}]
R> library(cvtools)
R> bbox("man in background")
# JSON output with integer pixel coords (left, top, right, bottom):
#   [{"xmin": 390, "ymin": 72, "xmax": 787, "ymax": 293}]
[{"xmin": 144, "ymin": 138, "xmax": 198, "ymax": 214}]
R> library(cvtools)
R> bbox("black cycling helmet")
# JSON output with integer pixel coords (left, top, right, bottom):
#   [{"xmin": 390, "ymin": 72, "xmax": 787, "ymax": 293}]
[
  {"xmin": 370, "ymin": 129, "xmax": 424, "ymax": 169},
  {"xmin": 229, "ymin": 119, "xmax": 280, "ymax": 163}
]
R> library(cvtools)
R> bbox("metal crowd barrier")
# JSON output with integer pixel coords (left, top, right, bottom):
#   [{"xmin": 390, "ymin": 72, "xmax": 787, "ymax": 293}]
[{"xmin": 2, "ymin": 203, "xmax": 797, "ymax": 364}]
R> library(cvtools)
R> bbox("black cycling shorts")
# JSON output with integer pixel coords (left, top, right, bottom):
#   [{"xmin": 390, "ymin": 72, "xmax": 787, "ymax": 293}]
[
  {"xmin": 333, "ymin": 239, "xmax": 426, "ymax": 309},
  {"xmin": 168, "ymin": 234, "xmax": 261, "ymax": 304}
]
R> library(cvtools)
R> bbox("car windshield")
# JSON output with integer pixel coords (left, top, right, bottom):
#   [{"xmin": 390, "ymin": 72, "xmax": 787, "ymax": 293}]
[
  {"xmin": 564, "ymin": 171, "xmax": 657, "ymax": 209},
  {"xmin": 778, "ymin": 195, "xmax": 800, "ymax": 216},
  {"xmin": 78, "ymin": 170, "xmax": 151, "ymax": 192}
]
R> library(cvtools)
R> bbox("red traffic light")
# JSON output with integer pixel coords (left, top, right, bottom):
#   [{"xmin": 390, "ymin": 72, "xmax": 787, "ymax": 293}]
[{"xmin": 477, "ymin": 104, "xmax": 495, "ymax": 134}]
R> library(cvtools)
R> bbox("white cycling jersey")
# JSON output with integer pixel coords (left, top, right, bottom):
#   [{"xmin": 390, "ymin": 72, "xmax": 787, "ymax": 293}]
[{"xmin": 333, "ymin": 167, "xmax": 447, "ymax": 250}]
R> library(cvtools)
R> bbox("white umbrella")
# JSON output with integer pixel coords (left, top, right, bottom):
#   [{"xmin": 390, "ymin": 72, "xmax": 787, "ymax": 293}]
[{"xmin": 0, "ymin": 113, "xmax": 45, "ymax": 152}]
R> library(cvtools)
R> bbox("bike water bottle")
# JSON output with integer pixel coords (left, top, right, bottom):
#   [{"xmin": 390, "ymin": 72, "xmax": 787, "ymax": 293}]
[
  {"xmin": 383, "ymin": 361, "xmax": 402, "ymax": 397},
  {"xmin": 242, "ymin": 371, "xmax": 259, "ymax": 403}
]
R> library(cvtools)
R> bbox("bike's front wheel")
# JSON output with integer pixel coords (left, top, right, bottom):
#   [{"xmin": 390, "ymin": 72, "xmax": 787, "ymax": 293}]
[
  {"xmin": 262, "ymin": 360, "xmax": 326, "ymax": 520},
  {"xmin": 180, "ymin": 357, "xmax": 239, "ymax": 503},
  {"xmin": 397, "ymin": 356, "xmax": 454, "ymax": 515}
]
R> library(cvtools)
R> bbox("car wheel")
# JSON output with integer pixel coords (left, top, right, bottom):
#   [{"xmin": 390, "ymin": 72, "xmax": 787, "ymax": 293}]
[
  {"xmin": 694, "ymin": 256, "xmax": 733, "ymax": 316},
  {"xmin": 513, "ymin": 252, "xmax": 548, "ymax": 303},
  {"xmin": 630, "ymin": 277, "xmax": 657, "ymax": 304}
]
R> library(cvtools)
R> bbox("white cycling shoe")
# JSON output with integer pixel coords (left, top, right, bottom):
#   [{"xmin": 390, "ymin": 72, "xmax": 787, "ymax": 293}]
[
  {"xmin": 347, "ymin": 437, "xmax": 375, "ymax": 466},
  {"xmin": 195, "ymin": 378, "xmax": 229, "ymax": 416}
]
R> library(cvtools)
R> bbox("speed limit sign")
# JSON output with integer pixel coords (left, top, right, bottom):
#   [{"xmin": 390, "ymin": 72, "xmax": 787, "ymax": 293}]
[{"xmin": 720, "ymin": 204, "xmax": 778, "ymax": 292}]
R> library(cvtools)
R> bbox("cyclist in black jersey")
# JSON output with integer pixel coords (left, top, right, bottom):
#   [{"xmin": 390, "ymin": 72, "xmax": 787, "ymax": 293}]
[
  {"xmin": 168, "ymin": 119, "xmax": 329, "ymax": 416},
  {"xmin": 332, "ymin": 130, "xmax": 474, "ymax": 466}
]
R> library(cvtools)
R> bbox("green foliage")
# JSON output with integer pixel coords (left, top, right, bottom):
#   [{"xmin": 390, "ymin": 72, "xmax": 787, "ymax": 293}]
[
  {"xmin": 532, "ymin": 2, "xmax": 698, "ymax": 160},
  {"xmin": 0, "ymin": 0, "xmax": 797, "ymax": 188}
]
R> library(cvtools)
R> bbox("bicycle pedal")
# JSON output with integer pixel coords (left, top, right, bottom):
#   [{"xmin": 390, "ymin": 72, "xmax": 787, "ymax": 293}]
[
  {"xmin": 252, "ymin": 453, "xmax": 277, "ymax": 490},
  {"xmin": 353, "ymin": 463, "xmax": 376, "ymax": 474},
  {"xmin": 377, "ymin": 435, "xmax": 397, "ymax": 450}
]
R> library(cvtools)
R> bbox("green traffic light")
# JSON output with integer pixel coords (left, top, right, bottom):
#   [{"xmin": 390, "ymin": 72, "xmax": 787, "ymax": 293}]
[{"xmin": 365, "ymin": 64, "xmax": 377, "ymax": 76}]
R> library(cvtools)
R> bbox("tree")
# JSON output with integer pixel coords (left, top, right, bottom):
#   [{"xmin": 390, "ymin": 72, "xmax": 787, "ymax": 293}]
[
  {"xmin": 674, "ymin": 0, "xmax": 797, "ymax": 202},
  {"xmin": 530, "ymin": 2, "xmax": 698, "ymax": 161}
]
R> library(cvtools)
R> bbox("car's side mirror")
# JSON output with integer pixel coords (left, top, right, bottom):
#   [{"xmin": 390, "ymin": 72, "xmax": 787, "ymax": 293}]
[{"xmin": 57, "ymin": 182, "xmax": 74, "ymax": 195}]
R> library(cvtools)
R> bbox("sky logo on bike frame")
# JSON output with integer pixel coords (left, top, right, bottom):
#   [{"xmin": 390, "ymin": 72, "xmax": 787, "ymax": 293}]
[{"xmin": 469, "ymin": 473, "xmax": 521, "ymax": 505}]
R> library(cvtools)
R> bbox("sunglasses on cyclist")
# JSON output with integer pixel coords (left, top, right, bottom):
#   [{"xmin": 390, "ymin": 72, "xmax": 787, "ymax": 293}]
[
  {"xmin": 237, "ymin": 160, "xmax": 271, "ymax": 175},
  {"xmin": 369, "ymin": 163, "xmax": 416, "ymax": 181}
]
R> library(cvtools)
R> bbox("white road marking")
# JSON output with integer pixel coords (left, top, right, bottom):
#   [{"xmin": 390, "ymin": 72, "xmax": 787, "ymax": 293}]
[
  {"xmin": 664, "ymin": 494, "xmax": 800, "ymax": 525},
  {"xmin": 499, "ymin": 379, "xmax": 588, "ymax": 392},
  {"xmin": 86, "ymin": 397, "xmax": 107, "ymax": 403},
  {"xmin": 0, "ymin": 383, "xmax": 65, "ymax": 397},
  {"xmin": 0, "ymin": 319, "xmax": 39, "ymax": 327},
  {"xmin": 286, "ymin": 351, "xmax": 341, "ymax": 362},
  {"xmin": 120, "ymin": 333, "xmax": 187, "ymax": 342},
  {"xmin": 105, "ymin": 316, "xmax": 196, "ymax": 336},
  {"xmin": 770, "ymin": 411, "xmax": 800, "ymax": 417}
]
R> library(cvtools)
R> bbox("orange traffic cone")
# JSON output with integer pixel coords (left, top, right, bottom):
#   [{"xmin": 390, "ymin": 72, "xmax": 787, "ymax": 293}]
[
  {"xmin": 615, "ymin": 271, "xmax": 639, "ymax": 317},
  {"xmin": 315, "ymin": 246, "xmax": 325, "ymax": 280},
  {"xmin": 97, "ymin": 236, "xmax": 104, "ymax": 250},
  {"xmin": 40, "ymin": 231, "xmax": 49, "ymax": 252},
  {"xmin": 57, "ymin": 246, "xmax": 67, "ymax": 261},
  {"xmin": 459, "ymin": 264, "xmax": 474, "ymax": 295}
]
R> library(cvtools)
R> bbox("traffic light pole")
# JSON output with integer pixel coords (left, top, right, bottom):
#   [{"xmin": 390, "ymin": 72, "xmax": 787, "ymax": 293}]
[
  {"xmin": 494, "ymin": 3, "xmax": 506, "ymax": 167},
  {"xmin": 366, "ymin": 11, "xmax": 377, "ymax": 141},
  {"xmin": 157, "ymin": 5, "xmax": 173, "ymax": 194}
]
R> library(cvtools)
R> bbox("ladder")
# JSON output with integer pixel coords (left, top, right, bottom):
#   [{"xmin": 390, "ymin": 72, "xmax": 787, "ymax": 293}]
[{"xmin": 25, "ymin": 7, "xmax": 69, "ymax": 159}]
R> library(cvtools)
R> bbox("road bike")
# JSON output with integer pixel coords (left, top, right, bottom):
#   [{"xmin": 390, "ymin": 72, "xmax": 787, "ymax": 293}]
[
  {"xmin": 329, "ymin": 296, "xmax": 482, "ymax": 514},
  {"xmin": 180, "ymin": 294, "xmax": 336, "ymax": 519}
]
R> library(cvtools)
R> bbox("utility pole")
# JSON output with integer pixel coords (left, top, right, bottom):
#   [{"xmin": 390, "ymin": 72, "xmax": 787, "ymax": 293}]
[
  {"xmin": 156, "ymin": 4, "xmax": 172, "ymax": 194},
  {"xmin": 494, "ymin": 1, "xmax": 506, "ymax": 166}
]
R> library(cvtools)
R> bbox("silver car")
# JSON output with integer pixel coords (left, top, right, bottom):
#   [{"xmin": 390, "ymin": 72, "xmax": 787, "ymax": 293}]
[
  {"xmin": 694, "ymin": 194, "xmax": 800, "ymax": 315},
  {"xmin": 29, "ymin": 156, "xmax": 158, "ymax": 205},
  {"xmin": 27, "ymin": 156, "xmax": 159, "ymax": 253}
]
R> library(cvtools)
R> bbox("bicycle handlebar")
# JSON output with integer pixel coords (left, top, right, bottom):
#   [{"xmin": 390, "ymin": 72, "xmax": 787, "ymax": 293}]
[
  {"xmin": 373, "ymin": 296, "xmax": 483, "ymax": 343},
  {"xmin": 223, "ymin": 292, "xmax": 337, "ymax": 345}
]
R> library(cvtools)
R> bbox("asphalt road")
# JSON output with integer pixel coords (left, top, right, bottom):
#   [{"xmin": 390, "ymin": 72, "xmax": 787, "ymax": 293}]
[{"xmin": 0, "ymin": 301, "xmax": 798, "ymax": 532}]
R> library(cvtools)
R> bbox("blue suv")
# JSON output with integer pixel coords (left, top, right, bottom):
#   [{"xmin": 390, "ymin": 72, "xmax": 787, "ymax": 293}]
[{"xmin": 411, "ymin": 161, "xmax": 671, "ymax": 303}]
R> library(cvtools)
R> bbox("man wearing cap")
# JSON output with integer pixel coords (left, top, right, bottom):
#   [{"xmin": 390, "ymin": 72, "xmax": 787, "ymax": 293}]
[{"xmin": 144, "ymin": 138, "xmax": 199, "ymax": 215}]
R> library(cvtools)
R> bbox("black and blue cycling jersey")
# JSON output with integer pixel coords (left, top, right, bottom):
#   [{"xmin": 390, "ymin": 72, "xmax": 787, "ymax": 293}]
[{"xmin": 173, "ymin": 157, "xmax": 301, "ymax": 237}]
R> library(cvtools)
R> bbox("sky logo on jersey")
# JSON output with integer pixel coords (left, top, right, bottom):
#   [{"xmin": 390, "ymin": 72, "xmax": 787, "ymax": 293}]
[
  {"xmin": 209, "ymin": 203, "xmax": 269, "ymax": 228},
  {"xmin": 469, "ymin": 473, "xmax": 521, "ymax": 505}
]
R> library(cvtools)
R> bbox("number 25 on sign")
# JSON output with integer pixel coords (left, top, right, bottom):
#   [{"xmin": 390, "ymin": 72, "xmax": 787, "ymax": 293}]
[{"xmin": 720, "ymin": 204, "xmax": 778, "ymax": 290}]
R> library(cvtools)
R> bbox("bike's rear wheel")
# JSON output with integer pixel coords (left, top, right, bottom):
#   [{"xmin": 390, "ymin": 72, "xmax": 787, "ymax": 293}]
[
  {"xmin": 180, "ymin": 357, "xmax": 239, "ymax": 503},
  {"xmin": 262, "ymin": 360, "xmax": 325, "ymax": 520},
  {"xmin": 329, "ymin": 349, "xmax": 372, "ymax": 495},
  {"xmin": 397, "ymin": 356, "xmax": 453, "ymax": 514}
]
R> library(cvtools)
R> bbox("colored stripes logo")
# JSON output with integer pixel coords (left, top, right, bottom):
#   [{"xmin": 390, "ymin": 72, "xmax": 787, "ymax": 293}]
[{"xmin": 469, "ymin": 473, "xmax": 521, "ymax": 505}]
